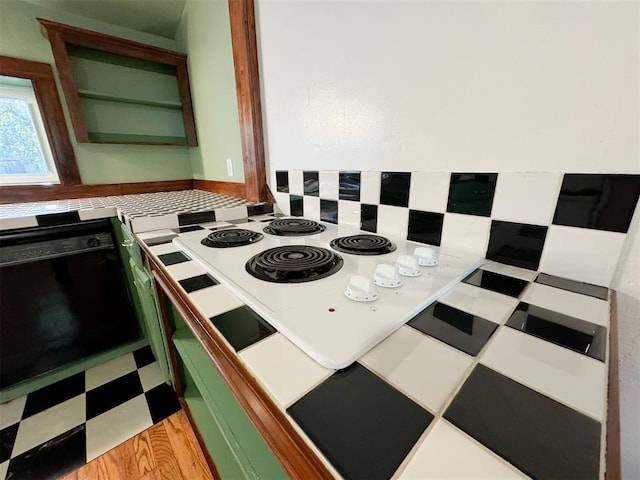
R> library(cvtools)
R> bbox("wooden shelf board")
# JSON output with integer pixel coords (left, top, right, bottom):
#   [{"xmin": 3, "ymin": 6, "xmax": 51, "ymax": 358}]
[{"xmin": 77, "ymin": 89, "xmax": 182, "ymax": 109}]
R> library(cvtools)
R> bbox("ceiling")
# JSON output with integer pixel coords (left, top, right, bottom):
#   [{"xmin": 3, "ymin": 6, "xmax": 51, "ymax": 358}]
[{"xmin": 24, "ymin": 0, "xmax": 186, "ymax": 39}]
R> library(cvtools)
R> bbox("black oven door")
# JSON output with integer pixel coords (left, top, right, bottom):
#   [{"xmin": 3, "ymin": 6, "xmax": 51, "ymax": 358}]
[{"xmin": 0, "ymin": 219, "xmax": 140, "ymax": 389}]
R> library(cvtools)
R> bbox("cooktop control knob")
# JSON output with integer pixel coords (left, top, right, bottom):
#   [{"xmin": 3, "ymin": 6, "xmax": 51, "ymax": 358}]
[
  {"xmin": 373, "ymin": 264, "xmax": 402, "ymax": 288},
  {"xmin": 414, "ymin": 246, "xmax": 438, "ymax": 266},
  {"xmin": 396, "ymin": 255, "xmax": 422, "ymax": 277},
  {"xmin": 86, "ymin": 237, "xmax": 101, "ymax": 248},
  {"xmin": 345, "ymin": 275, "xmax": 379, "ymax": 302}
]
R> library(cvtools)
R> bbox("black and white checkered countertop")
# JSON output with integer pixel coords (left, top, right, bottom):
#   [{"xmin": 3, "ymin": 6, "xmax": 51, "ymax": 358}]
[
  {"xmin": 139, "ymin": 214, "xmax": 613, "ymax": 480},
  {"xmin": 0, "ymin": 190, "xmax": 269, "ymax": 233}
]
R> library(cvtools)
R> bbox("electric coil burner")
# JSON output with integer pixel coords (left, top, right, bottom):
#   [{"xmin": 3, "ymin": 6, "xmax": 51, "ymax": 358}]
[
  {"xmin": 246, "ymin": 245, "xmax": 343, "ymax": 283},
  {"xmin": 201, "ymin": 229, "xmax": 263, "ymax": 248},
  {"xmin": 330, "ymin": 234, "xmax": 397, "ymax": 256},
  {"xmin": 263, "ymin": 218, "xmax": 326, "ymax": 236}
]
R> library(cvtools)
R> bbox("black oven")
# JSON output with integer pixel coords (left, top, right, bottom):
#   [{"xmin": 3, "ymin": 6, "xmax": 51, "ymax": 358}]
[{"xmin": 0, "ymin": 219, "xmax": 140, "ymax": 389}]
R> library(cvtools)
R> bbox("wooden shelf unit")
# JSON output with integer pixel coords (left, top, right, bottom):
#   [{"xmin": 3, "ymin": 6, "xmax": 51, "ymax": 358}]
[{"xmin": 38, "ymin": 18, "xmax": 197, "ymax": 146}]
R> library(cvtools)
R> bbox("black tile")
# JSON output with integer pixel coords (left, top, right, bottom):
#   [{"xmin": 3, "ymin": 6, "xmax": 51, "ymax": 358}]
[
  {"xmin": 178, "ymin": 211, "xmax": 215, "ymax": 226},
  {"xmin": 145, "ymin": 383, "xmax": 181, "ymax": 424},
  {"xmin": 407, "ymin": 210, "xmax": 444, "ymax": 246},
  {"xmin": 290, "ymin": 194, "xmax": 304, "ymax": 216},
  {"xmin": 535, "ymin": 273, "xmax": 608, "ymax": 300},
  {"xmin": 172, "ymin": 225, "xmax": 205, "ymax": 234},
  {"xmin": 247, "ymin": 203, "xmax": 274, "ymax": 216},
  {"xmin": 276, "ymin": 170, "xmax": 289, "ymax": 193},
  {"xmin": 486, "ymin": 220, "xmax": 548, "ymax": 270},
  {"xmin": 463, "ymin": 269, "xmax": 529, "ymax": 297},
  {"xmin": 553, "ymin": 174, "xmax": 640, "ymax": 233},
  {"xmin": 143, "ymin": 234, "xmax": 177, "ymax": 246},
  {"xmin": 380, "ymin": 172, "xmax": 411, "ymax": 207},
  {"xmin": 157, "ymin": 251, "xmax": 190, "ymax": 266},
  {"xmin": 445, "ymin": 365, "xmax": 601, "ymax": 480},
  {"xmin": 86, "ymin": 371, "xmax": 143, "ymax": 419},
  {"xmin": 320, "ymin": 199, "xmax": 338, "ymax": 224},
  {"xmin": 0, "ymin": 423, "xmax": 18, "ymax": 463},
  {"xmin": 6, "ymin": 424, "xmax": 86, "ymax": 480},
  {"xmin": 447, "ymin": 173, "xmax": 497, "ymax": 216},
  {"xmin": 288, "ymin": 363, "xmax": 433, "ymax": 480},
  {"xmin": 408, "ymin": 302, "xmax": 498, "ymax": 356},
  {"xmin": 303, "ymin": 171, "xmax": 319, "ymax": 196},
  {"xmin": 506, "ymin": 302, "xmax": 607, "ymax": 361},
  {"xmin": 22, "ymin": 373, "xmax": 85, "ymax": 419},
  {"xmin": 133, "ymin": 345, "xmax": 156, "ymax": 368},
  {"xmin": 339, "ymin": 171, "xmax": 361, "ymax": 201},
  {"xmin": 209, "ymin": 306, "xmax": 276, "ymax": 351},
  {"xmin": 360, "ymin": 203, "xmax": 378, "ymax": 233},
  {"xmin": 36, "ymin": 211, "xmax": 81, "ymax": 227},
  {"xmin": 178, "ymin": 274, "xmax": 219, "ymax": 293}
]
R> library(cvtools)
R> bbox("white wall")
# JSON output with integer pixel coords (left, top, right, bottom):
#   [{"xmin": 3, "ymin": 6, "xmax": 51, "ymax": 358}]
[{"xmin": 256, "ymin": 0, "xmax": 638, "ymax": 177}]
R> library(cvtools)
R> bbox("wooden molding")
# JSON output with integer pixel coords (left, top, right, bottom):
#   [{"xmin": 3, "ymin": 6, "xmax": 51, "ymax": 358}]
[
  {"xmin": 146, "ymin": 255, "xmax": 334, "ymax": 480},
  {"xmin": 605, "ymin": 290, "xmax": 621, "ymax": 480},
  {"xmin": 192, "ymin": 179, "xmax": 246, "ymax": 198},
  {"xmin": 228, "ymin": 0, "xmax": 268, "ymax": 203},
  {"xmin": 0, "ymin": 55, "xmax": 81, "ymax": 185},
  {"xmin": 0, "ymin": 179, "xmax": 193, "ymax": 204}
]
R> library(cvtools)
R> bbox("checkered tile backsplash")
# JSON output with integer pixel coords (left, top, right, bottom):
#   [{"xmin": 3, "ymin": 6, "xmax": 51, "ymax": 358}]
[{"xmin": 273, "ymin": 171, "xmax": 640, "ymax": 287}]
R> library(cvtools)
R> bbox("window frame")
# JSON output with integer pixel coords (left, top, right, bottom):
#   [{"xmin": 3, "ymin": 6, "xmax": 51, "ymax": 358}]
[{"xmin": 0, "ymin": 55, "xmax": 81, "ymax": 187}]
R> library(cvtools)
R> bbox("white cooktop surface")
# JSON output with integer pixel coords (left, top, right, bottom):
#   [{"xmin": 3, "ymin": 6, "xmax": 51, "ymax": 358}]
[{"xmin": 174, "ymin": 221, "xmax": 482, "ymax": 368}]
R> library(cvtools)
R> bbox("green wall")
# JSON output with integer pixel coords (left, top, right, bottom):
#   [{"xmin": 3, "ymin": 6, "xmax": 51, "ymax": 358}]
[
  {"xmin": 0, "ymin": 0, "xmax": 194, "ymax": 185},
  {"xmin": 174, "ymin": 0, "xmax": 245, "ymax": 183}
]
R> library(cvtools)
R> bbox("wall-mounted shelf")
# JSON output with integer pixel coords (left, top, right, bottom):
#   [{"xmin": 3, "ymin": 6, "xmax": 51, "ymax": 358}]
[{"xmin": 38, "ymin": 18, "xmax": 197, "ymax": 146}]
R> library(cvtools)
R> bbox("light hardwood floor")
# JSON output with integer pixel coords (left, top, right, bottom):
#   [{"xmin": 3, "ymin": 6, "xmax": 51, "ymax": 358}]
[{"xmin": 62, "ymin": 410, "xmax": 214, "ymax": 480}]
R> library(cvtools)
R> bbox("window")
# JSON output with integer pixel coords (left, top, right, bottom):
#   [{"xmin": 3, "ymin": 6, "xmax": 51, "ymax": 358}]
[{"xmin": 0, "ymin": 77, "xmax": 60, "ymax": 185}]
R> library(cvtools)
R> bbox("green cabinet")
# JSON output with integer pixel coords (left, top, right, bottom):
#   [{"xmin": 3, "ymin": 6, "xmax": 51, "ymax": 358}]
[
  {"xmin": 114, "ymin": 221, "xmax": 171, "ymax": 383},
  {"xmin": 171, "ymin": 323, "xmax": 287, "ymax": 479}
]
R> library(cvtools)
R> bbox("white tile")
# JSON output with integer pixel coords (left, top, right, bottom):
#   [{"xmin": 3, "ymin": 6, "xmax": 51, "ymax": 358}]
[
  {"xmin": 492, "ymin": 173, "xmax": 562, "ymax": 225},
  {"xmin": 12, "ymin": 395, "xmax": 86, "ymax": 457},
  {"xmin": 148, "ymin": 242, "xmax": 179, "ymax": 256},
  {"xmin": 338, "ymin": 200, "xmax": 361, "ymax": 227},
  {"xmin": 377, "ymin": 205, "xmax": 409, "ymax": 239},
  {"xmin": 215, "ymin": 206, "xmax": 248, "ymax": 221},
  {"xmin": 521, "ymin": 282, "xmax": 609, "ymax": 327},
  {"xmin": 137, "ymin": 229, "xmax": 176, "ymax": 242},
  {"xmin": 480, "ymin": 327, "xmax": 606, "ymax": 420},
  {"xmin": 138, "ymin": 362, "xmax": 165, "ymax": 392},
  {"xmin": 303, "ymin": 196, "xmax": 320, "ymax": 221},
  {"xmin": 78, "ymin": 207, "xmax": 118, "ymax": 221},
  {"xmin": 0, "ymin": 216, "xmax": 38, "ymax": 230},
  {"xmin": 480, "ymin": 260, "xmax": 538, "ymax": 282},
  {"xmin": 166, "ymin": 261, "xmax": 207, "ymax": 281},
  {"xmin": 86, "ymin": 354, "xmax": 137, "ymax": 390},
  {"xmin": 240, "ymin": 334, "xmax": 333, "ymax": 407},
  {"xmin": 86, "ymin": 395, "xmax": 153, "ymax": 461},
  {"xmin": 440, "ymin": 282, "xmax": 518, "ymax": 324},
  {"xmin": 274, "ymin": 192, "xmax": 291, "ymax": 215},
  {"xmin": 0, "ymin": 460, "xmax": 8, "ymax": 480},
  {"xmin": 360, "ymin": 171, "xmax": 381, "ymax": 205},
  {"xmin": 199, "ymin": 221, "xmax": 234, "ymax": 229},
  {"xmin": 539, "ymin": 225, "xmax": 626, "ymax": 287},
  {"xmin": 319, "ymin": 171, "xmax": 339, "ymax": 200},
  {"xmin": 408, "ymin": 172, "xmax": 450, "ymax": 213},
  {"xmin": 130, "ymin": 213, "xmax": 179, "ymax": 233},
  {"xmin": 399, "ymin": 420, "xmax": 528, "ymax": 479},
  {"xmin": 288, "ymin": 170, "xmax": 304, "ymax": 195},
  {"xmin": 441, "ymin": 213, "xmax": 491, "ymax": 257},
  {"xmin": 0, "ymin": 395, "xmax": 26, "ymax": 429},
  {"xmin": 361, "ymin": 326, "xmax": 473, "ymax": 412},
  {"xmin": 189, "ymin": 285, "xmax": 245, "ymax": 318}
]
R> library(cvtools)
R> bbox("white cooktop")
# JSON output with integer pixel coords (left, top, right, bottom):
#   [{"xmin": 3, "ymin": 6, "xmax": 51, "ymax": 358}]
[{"xmin": 174, "ymin": 221, "xmax": 482, "ymax": 369}]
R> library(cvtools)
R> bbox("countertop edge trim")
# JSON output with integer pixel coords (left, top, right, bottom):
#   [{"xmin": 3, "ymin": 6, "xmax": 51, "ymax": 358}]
[{"xmin": 605, "ymin": 289, "xmax": 621, "ymax": 480}]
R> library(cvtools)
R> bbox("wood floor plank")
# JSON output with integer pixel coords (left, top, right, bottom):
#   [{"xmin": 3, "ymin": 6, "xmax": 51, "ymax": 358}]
[
  {"xmin": 114, "ymin": 436, "xmax": 143, "ymax": 480},
  {"xmin": 133, "ymin": 429, "xmax": 156, "ymax": 476},
  {"xmin": 147, "ymin": 421, "xmax": 183, "ymax": 480},
  {"xmin": 163, "ymin": 411, "xmax": 213, "ymax": 480}
]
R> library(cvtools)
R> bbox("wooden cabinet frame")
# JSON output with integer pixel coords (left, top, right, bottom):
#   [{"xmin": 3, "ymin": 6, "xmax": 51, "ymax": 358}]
[{"xmin": 38, "ymin": 18, "xmax": 198, "ymax": 146}]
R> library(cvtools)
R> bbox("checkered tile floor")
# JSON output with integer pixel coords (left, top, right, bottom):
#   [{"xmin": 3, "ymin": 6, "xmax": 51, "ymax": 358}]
[{"xmin": 0, "ymin": 347, "xmax": 180, "ymax": 480}]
